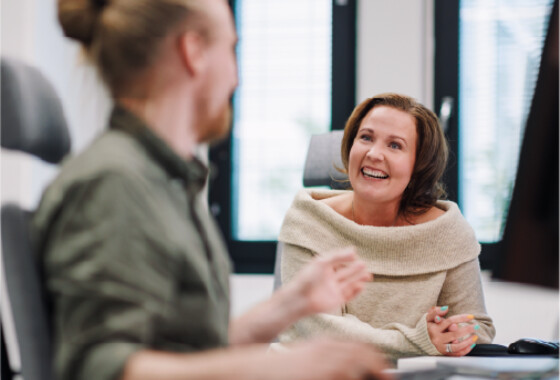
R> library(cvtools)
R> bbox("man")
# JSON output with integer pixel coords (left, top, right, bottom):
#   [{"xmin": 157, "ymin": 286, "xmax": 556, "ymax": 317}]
[{"xmin": 34, "ymin": 0, "xmax": 390, "ymax": 379}]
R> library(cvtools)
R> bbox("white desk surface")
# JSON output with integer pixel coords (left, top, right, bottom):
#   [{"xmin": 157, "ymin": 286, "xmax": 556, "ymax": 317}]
[{"xmin": 392, "ymin": 356, "xmax": 559, "ymax": 379}]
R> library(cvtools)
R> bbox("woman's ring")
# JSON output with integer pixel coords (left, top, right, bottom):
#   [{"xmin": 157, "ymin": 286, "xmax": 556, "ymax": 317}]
[{"xmin": 446, "ymin": 343, "xmax": 453, "ymax": 353}]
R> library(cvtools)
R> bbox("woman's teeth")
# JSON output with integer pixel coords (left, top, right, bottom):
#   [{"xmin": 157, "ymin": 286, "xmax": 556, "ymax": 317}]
[{"xmin": 362, "ymin": 168, "xmax": 388, "ymax": 179}]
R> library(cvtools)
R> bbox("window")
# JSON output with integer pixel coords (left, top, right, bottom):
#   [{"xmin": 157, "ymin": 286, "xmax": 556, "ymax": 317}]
[
  {"xmin": 233, "ymin": 0, "xmax": 332, "ymax": 241},
  {"xmin": 209, "ymin": 0, "xmax": 356, "ymax": 273},
  {"xmin": 459, "ymin": 0, "xmax": 554, "ymax": 243},
  {"xmin": 434, "ymin": 0, "xmax": 555, "ymax": 269}
]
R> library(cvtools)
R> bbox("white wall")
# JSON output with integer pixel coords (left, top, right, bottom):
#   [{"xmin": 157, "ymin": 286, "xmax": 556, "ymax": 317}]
[
  {"xmin": 481, "ymin": 274, "xmax": 559, "ymax": 345},
  {"xmin": 1, "ymin": 0, "xmax": 111, "ymax": 209},
  {"xmin": 356, "ymin": 0, "xmax": 434, "ymax": 109}
]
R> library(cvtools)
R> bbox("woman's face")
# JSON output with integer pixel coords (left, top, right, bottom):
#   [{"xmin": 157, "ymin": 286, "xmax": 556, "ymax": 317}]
[{"xmin": 348, "ymin": 105, "xmax": 417, "ymax": 208}]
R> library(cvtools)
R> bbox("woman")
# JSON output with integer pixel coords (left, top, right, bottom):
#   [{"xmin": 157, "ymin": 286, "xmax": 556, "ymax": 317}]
[
  {"xmin": 279, "ymin": 93, "xmax": 496, "ymax": 359},
  {"xmin": 32, "ymin": 1, "xmax": 390, "ymax": 380}
]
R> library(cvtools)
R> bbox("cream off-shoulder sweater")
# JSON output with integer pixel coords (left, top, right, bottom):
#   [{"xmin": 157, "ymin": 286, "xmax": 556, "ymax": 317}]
[{"xmin": 278, "ymin": 189, "xmax": 495, "ymax": 359}]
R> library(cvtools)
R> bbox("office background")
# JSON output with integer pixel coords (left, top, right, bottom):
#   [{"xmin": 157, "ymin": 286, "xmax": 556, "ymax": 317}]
[{"xmin": 1, "ymin": 0, "xmax": 558, "ymax": 347}]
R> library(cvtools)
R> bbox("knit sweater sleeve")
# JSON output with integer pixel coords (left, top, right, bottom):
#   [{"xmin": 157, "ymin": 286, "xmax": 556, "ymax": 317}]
[
  {"xmin": 279, "ymin": 243, "xmax": 441, "ymax": 359},
  {"xmin": 437, "ymin": 259, "xmax": 496, "ymax": 343}
]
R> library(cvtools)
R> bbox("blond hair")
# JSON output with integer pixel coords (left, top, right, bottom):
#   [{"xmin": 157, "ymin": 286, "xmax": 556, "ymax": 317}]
[{"xmin": 58, "ymin": 0, "xmax": 210, "ymax": 96}]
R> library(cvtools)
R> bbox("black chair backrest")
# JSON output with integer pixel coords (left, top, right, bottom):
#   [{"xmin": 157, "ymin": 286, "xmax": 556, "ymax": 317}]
[
  {"xmin": 1, "ymin": 57, "xmax": 71, "ymax": 380},
  {"xmin": 1, "ymin": 206, "xmax": 56, "ymax": 380},
  {"xmin": 1, "ymin": 58, "xmax": 71, "ymax": 162}
]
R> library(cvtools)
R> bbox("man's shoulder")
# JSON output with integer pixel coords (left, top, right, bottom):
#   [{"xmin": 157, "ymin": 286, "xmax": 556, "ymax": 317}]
[
  {"xmin": 66, "ymin": 130, "xmax": 153, "ymax": 178},
  {"xmin": 32, "ymin": 131, "xmax": 158, "ymax": 237}
]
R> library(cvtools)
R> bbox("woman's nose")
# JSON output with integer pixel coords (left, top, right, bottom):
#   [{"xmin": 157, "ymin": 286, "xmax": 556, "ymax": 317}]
[{"xmin": 366, "ymin": 144, "xmax": 384, "ymax": 161}]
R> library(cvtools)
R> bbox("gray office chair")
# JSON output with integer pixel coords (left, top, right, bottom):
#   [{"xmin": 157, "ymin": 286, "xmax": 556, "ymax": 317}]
[
  {"xmin": 273, "ymin": 130, "xmax": 347, "ymax": 290},
  {"xmin": 1, "ymin": 57, "xmax": 71, "ymax": 380}
]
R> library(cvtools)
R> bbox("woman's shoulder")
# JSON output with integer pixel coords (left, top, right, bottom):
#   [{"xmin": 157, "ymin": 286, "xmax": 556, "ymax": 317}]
[
  {"xmin": 279, "ymin": 189, "xmax": 353, "ymax": 248},
  {"xmin": 410, "ymin": 204, "xmax": 446, "ymax": 224},
  {"xmin": 293, "ymin": 188, "xmax": 350, "ymax": 206},
  {"xmin": 318, "ymin": 191, "xmax": 352, "ymax": 213},
  {"xmin": 284, "ymin": 189, "xmax": 353, "ymax": 224},
  {"xmin": 408, "ymin": 200, "xmax": 466, "ymax": 224}
]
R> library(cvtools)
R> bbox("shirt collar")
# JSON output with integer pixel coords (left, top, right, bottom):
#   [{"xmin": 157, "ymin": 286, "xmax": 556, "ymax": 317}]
[{"xmin": 109, "ymin": 105, "xmax": 208, "ymax": 194}]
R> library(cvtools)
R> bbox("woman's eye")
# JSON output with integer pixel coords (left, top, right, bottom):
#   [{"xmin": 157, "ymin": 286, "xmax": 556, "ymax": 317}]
[
  {"xmin": 390, "ymin": 142, "xmax": 401, "ymax": 149},
  {"xmin": 359, "ymin": 134, "xmax": 371, "ymax": 141}
]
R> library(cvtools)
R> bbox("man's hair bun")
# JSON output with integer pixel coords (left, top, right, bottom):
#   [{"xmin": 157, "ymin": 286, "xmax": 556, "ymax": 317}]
[{"xmin": 58, "ymin": 0, "xmax": 108, "ymax": 46}]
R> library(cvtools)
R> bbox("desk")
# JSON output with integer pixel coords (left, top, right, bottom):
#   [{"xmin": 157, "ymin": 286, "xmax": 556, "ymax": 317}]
[{"xmin": 389, "ymin": 356, "xmax": 559, "ymax": 379}]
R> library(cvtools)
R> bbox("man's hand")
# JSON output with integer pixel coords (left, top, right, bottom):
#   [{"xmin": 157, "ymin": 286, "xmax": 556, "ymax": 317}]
[
  {"xmin": 267, "ymin": 338, "xmax": 392, "ymax": 380},
  {"xmin": 123, "ymin": 338, "xmax": 392, "ymax": 380},
  {"xmin": 288, "ymin": 248, "xmax": 372, "ymax": 315},
  {"xmin": 229, "ymin": 247, "xmax": 372, "ymax": 345}
]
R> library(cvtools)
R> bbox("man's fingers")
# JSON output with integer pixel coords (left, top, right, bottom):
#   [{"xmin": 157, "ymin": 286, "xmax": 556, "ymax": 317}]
[
  {"xmin": 319, "ymin": 248, "xmax": 358, "ymax": 267},
  {"xmin": 352, "ymin": 343, "xmax": 393, "ymax": 380},
  {"xmin": 336, "ymin": 264, "xmax": 371, "ymax": 301},
  {"xmin": 334, "ymin": 260, "xmax": 370, "ymax": 282}
]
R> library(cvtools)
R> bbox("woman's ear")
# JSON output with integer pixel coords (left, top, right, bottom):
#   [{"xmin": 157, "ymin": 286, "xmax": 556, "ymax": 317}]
[{"xmin": 178, "ymin": 31, "xmax": 207, "ymax": 76}]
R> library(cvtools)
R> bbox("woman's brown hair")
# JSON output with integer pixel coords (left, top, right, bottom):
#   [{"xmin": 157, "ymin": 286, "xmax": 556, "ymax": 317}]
[{"xmin": 340, "ymin": 93, "xmax": 449, "ymax": 216}]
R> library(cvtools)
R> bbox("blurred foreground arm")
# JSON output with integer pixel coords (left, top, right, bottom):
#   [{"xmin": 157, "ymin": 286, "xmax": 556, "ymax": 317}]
[
  {"xmin": 121, "ymin": 249, "xmax": 388, "ymax": 380},
  {"xmin": 229, "ymin": 248, "xmax": 372, "ymax": 345},
  {"xmin": 122, "ymin": 339, "xmax": 391, "ymax": 380}
]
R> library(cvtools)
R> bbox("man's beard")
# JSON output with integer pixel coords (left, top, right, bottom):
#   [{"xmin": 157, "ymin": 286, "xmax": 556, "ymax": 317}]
[{"xmin": 200, "ymin": 102, "xmax": 233, "ymax": 145}]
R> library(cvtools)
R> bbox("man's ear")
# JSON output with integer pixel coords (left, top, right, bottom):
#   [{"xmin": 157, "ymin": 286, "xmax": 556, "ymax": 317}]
[{"xmin": 178, "ymin": 31, "xmax": 207, "ymax": 76}]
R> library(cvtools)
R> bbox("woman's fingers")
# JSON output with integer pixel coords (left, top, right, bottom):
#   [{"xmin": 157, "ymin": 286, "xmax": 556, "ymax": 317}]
[
  {"xmin": 427, "ymin": 311, "xmax": 481, "ymax": 357},
  {"xmin": 446, "ymin": 314, "xmax": 476, "ymax": 325},
  {"xmin": 443, "ymin": 322, "xmax": 480, "ymax": 343},
  {"xmin": 426, "ymin": 305, "xmax": 450, "ymax": 323},
  {"xmin": 445, "ymin": 334, "xmax": 478, "ymax": 356},
  {"xmin": 434, "ymin": 313, "xmax": 475, "ymax": 332},
  {"xmin": 426, "ymin": 307, "xmax": 438, "ymax": 322}
]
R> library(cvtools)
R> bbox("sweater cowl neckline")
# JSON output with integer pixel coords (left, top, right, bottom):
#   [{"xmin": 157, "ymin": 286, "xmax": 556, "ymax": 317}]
[{"xmin": 278, "ymin": 189, "xmax": 481, "ymax": 276}]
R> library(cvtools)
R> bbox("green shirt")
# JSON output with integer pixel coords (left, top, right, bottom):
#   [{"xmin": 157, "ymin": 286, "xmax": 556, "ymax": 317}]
[{"xmin": 33, "ymin": 106, "xmax": 232, "ymax": 380}]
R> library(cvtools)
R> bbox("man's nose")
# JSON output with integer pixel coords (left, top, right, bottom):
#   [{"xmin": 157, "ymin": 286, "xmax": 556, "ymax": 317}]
[{"xmin": 234, "ymin": 63, "xmax": 240, "ymax": 88}]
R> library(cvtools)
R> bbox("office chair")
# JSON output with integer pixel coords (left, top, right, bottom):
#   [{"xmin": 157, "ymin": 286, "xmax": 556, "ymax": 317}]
[
  {"xmin": 272, "ymin": 130, "xmax": 347, "ymax": 290},
  {"xmin": 1, "ymin": 57, "xmax": 72, "ymax": 380}
]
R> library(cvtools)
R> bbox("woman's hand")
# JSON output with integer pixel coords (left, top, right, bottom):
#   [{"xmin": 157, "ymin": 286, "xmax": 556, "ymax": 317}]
[
  {"xmin": 289, "ymin": 247, "xmax": 373, "ymax": 315},
  {"xmin": 426, "ymin": 305, "xmax": 449, "ymax": 324},
  {"xmin": 426, "ymin": 308, "xmax": 479, "ymax": 356}
]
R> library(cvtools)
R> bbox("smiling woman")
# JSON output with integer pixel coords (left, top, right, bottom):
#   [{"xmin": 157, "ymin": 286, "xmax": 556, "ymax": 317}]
[
  {"xmin": 278, "ymin": 93, "xmax": 496, "ymax": 360},
  {"xmin": 347, "ymin": 106, "xmax": 417, "ymax": 225},
  {"xmin": 340, "ymin": 93, "xmax": 449, "ymax": 225}
]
